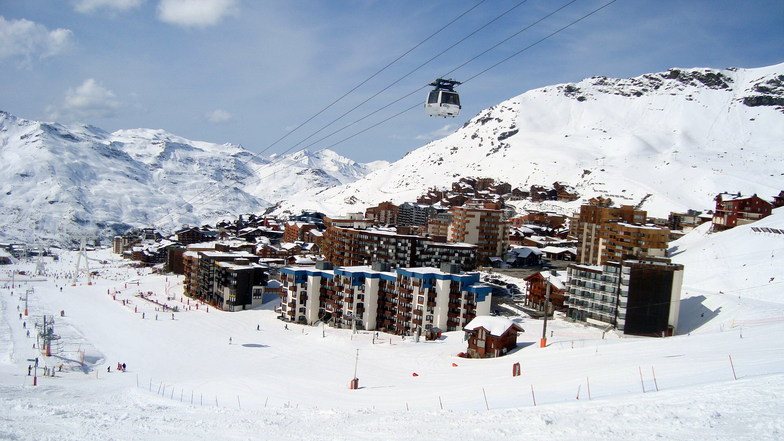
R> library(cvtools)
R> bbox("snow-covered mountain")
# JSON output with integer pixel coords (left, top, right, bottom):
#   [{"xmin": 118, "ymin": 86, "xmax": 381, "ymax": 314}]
[
  {"xmin": 3, "ymin": 63, "xmax": 783, "ymax": 243},
  {"xmin": 0, "ymin": 112, "xmax": 385, "ymax": 243},
  {"xmin": 278, "ymin": 63, "xmax": 784, "ymax": 217}
]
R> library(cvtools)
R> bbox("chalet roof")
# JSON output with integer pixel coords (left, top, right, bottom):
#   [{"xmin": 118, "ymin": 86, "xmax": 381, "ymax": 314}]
[
  {"xmin": 507, "ymin": 246, "xmax": 542, "ymax": 258},
  {"xmin": 540, "ymin": 246, "xmax": 577, "ymax": 255},
  {"xmin": 464, "ymin": 316, "xmax": 524, "ymax": 337}
]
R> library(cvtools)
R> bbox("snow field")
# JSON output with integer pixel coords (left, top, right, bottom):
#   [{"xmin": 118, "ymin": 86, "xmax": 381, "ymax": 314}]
[{"xmin": 2, "ymin": 210, "xmax": 784, "ymax": 439}]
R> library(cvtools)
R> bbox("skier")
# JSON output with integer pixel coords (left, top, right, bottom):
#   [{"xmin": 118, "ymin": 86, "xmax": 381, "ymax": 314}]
[
  {"xmin": 257, "ymin": 324, "xmax": 260, "ymax": 331},
  {"xmin": 122, "ymin": 362, "xmax": 126, "ymax": 371},
  {"xmin": 229, "ymin": 337, "xmax": 232, "ymax": 345}
]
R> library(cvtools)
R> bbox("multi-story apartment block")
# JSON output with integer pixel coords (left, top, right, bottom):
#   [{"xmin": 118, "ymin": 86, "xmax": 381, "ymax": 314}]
[
  {"xmin": 427, "ymin": 212, "xmax": 453, "ymax": 238},
  {"xmin": 398, "ymin": 202, "xmax": 437, "ymax": 226},
  {"xmin": 712, "ymin": 192, "xmax": 773, "ymax": 231},
  {"xmin": 321, "ymin": 224, "xmax": 478, "ymax": 270},
  {"xmin": 279, "ymin": 262, "xmax": 492, "ymax": 335},
  {"xmin": 447, "ymin": 202, "xmax": 509, "ymax": 265},
  {"xmin": 183, "ymin": 249, "xmax": 270, "ymax": 310},
  {"xmin": 573, "ymin": 205, "xmax": 668, "ymax": 265},
  {"xmin": 283, "ymin": 222, "xmax": 319, "ymax": 243},
  {"xmin": 566, "ymin": 258, "xmax": 683, "ymax": 336},
  {"xmin": 281, "ymin": 264, "xmax": 492, "ymax": 335},
  {"xmin": 599, "ymin": 222, "xmax": 669, "ymax": 264},
  {"xmin": 365, "ymin": 201, "xmax": 400, "ymax": 225},
  {"xmin": 213, "ymin": 259, "xmax": 269, "ymax": 311}
]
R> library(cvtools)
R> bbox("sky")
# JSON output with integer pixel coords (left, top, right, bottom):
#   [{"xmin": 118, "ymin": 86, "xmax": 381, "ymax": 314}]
[{"xmin": 1, "ymin": 0, "xmax": 783, "ymax": 163}]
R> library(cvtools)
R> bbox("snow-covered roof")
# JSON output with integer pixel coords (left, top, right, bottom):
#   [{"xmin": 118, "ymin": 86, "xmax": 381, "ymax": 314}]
[
  {"xmin": 464, "ymin": 316, "xmax": 523, "ymax": 337},
  {"xmin": 540, "ymin": 246, "xmax": 577, "ymax": 255},
  {"xmin": 507, "ymin": 246, "xmax": 543, "ymax": 257}
]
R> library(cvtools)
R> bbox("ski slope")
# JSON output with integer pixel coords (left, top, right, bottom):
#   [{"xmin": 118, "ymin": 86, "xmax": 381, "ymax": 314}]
[{"xmin": 1, "ymin": 212, "xmax": 783, "ymax": 439}]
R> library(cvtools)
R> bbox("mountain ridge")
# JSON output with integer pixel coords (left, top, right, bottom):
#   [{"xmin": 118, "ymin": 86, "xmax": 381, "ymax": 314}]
[
  {"xmin": 273, "ymin": 63, "xmax": 784, "ymax": 218},
  {"xmin": 2, "ymin": 62, "xmax": 783, "ymax": 243},
  {"xmin": 0, "ymin": 111, "xmax": 384, "ymax": 243}
]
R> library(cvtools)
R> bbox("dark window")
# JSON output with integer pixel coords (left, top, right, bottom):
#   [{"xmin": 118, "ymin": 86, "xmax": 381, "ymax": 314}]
[
  {"xmin": 442, "ymin": 92, "xmax": 460, "ymax": 106},
  {"xmin": 427, "ymin": 90, "xmax": 440, "ymax": 104}
]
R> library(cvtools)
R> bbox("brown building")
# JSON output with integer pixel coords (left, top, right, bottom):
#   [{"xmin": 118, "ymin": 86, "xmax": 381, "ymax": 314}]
[
  {"xmin": 523, "ymin": 271, "xmax": 567, "ymax": 310},
  {"xmin": 712, "ymin": 192, "xmax": 773, "ymax": 231},
  {"xmin": 573, "ymin": 205, "xmax": 668, "ymax": 265},
  {"xmin": 463, "ymin": 316, "xmax": 524, "ymax": 358},
  {"xmin": 447, "ymin": 202, "xmax": 510, "ymax": 266},
  {"xmin": 321, "ymin": 224, "xmax": 477, "ymax": 271},
  {"xmin": 365, "ymin": 201, "xmax": 400, "ymax": 225},
  {"xmin": 283, "ymin": 222, "xmax": 318, "ymax": 243}
]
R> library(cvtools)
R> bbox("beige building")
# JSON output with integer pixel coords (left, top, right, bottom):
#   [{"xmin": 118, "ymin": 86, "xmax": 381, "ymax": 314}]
[
  {"xmin": 447, "ymin": 202, "xmax": 509, "ymax": 265},
  {"xmin": 573, "ymin": 205, "xmax": 668, "ymax": 265}
]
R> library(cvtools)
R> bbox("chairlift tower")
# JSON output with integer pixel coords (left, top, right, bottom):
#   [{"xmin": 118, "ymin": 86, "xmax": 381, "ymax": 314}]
[
  {"xmin": 72, "ymin": 237, "xmax": 92, "ymax": 286},
  {"xmin": 34, "ymin": 238, "xmax": 47, "ymax": 276},
  {"xmin": 37, "ymin": 315, "xmax": 59, "ymax": 357}
]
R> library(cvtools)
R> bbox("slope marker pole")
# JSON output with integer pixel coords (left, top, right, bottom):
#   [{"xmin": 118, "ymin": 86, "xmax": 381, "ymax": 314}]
[
  {"xmin": 638, "ymin": 366, "xmax": 645, "ymax": 393},
  {"xmin": 729, "ymin": 354, "xmax": 737, "ymax": 380}
]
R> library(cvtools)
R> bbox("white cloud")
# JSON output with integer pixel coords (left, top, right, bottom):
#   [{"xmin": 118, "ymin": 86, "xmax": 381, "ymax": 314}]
[
  {"xmin": 157, "ymin": 0, "xmax": 238, "ymax": 28},
  {"xmin": 205, "ymin": 109, "xmax": 232, "ymax": 123},
  {"xmin": 73, "ymin": 0, "xmax": 144, "ymax": 14},
  {"xmin": 0, "ymin": 16, "xmax": 73, "ymax": 67},
  {"xmin": 414, "ymin": 124, "xmax": 457, "ymax": 141},
  {"xmin": 48, "ymin": 79, "xmax": 121, "ymax": 122}
]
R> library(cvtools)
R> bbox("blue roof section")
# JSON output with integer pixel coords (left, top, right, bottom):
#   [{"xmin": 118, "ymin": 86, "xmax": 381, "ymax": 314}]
[
  {"xmin": 280, "ymin": 265, "xmax": 484, "ymax": 287},
  {"xmin": 334, "ymin": 266, "xmax": 400, "ymax": 284},
  {"xmin": 280, "ymin": 266, "xmax": 334, "ymax": 281}
]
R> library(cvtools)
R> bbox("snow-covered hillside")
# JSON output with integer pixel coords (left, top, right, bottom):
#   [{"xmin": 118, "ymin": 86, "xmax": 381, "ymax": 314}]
[
  {"xmin": 3, "ymin": 63, "xmax": 782, "ymax": 242},
  {"xmin": 0, "ymin": 112, "xmax": 384, "ymax": 244},
  {"xmin": 0, "ymin": 211, "xmax": 782, "ymax": 440},
  {"xmin": 279, "ymin": 63, "xmax": 784, "ymax": 218}
]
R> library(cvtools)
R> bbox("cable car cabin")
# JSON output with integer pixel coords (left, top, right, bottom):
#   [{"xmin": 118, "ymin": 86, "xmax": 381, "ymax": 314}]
[{"xmin": 425, "ymin": 78, "xmax": 462, "ymax": 117}]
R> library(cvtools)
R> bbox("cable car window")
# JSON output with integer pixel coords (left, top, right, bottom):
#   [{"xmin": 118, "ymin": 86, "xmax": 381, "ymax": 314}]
[
  {"xmin": 442, "ymin": 92, "xmax": 460, "ymax": 106},
  {"xmin": 427, "ymin": 90, "xmax": 440, "ymax": 104}
]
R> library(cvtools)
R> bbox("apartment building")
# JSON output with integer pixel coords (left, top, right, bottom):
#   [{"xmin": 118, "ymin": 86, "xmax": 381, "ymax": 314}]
[
  {"xmin": 183, "ymin": 249, "xmax": 269, "ymax": 310},
  {"xmin": 365, "ymin": 201, "xmax": 400, "ymax": 225},
  {"xmin": 573, "ymin": 205, "xmax": 668, "ymax": 265},
  {"xmin": 321, "ymin": 223, "xmax": 478, "ymax": 270},
  {"xmin": 279, "ymin": 262, "xmax": 492, "ymax": 335},
  {"xmin": 447, "ymin": 202, "xmax": 510, "ymax": 266},
  {"xmin": 599, "ymin": 222, "xmax": 669, "ymax": 264},
  {"xmin": 566, "ymin": 258, "xmax": 683, "ymax": 336}
]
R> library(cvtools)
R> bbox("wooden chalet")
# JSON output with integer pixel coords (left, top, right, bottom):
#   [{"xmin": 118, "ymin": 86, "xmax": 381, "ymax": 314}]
[
  {"xmin": 463, "ymin": 316, "xmax": 524, "ymax": 358},
  {"xmin": 523, "ymin": 271, "xmax": 568, "ymax": 310}
]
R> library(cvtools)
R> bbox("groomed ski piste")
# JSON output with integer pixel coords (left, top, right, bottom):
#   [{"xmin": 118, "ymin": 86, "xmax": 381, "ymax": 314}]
[{"xmin": 1, "ymin": 212, "xmax": 783, "ymax": 440}]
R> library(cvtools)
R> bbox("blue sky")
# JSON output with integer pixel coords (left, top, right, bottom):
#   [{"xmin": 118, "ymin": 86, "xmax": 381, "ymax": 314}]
[{"xmin": 2, "ymin": 0, "xmax": 783, "ymax": 163}]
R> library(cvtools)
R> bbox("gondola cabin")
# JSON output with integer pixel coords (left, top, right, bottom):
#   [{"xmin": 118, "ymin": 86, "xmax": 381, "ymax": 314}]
[{"xmin": 425, "ymin": 78, "xmax": 462, "ymax": 117}]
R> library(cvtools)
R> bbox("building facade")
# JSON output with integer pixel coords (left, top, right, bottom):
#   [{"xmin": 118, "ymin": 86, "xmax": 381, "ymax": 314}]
[
  {"xmin": 279, "ymin": 262, "xmax": 492, "ymax": 335},
  {"xmin": 712, "ymin": 193, "xmax": 773, "ymax": 230},
  {"xmin": 573, "ymin": 205, "xmax": 668, "ymax": 265},
  {"xmin": 463, "ymin": 316, "xmax": 524, "ymax": 358},
  {"xmin": 447, "ymin": 202, "xmax": 509, "ymax": 266},
  {"xmin": 321, "ymin": 224, "xmax": 478, "ymax": 271},
  {"xmin": 566, "ymin": 258, "xmax": 683, "ymax": 336}
]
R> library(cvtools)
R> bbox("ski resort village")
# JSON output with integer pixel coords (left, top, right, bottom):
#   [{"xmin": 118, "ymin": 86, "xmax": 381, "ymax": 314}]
[{"xmin": 2, "ymin": 1, "xmax": 784, "ymax": 437}]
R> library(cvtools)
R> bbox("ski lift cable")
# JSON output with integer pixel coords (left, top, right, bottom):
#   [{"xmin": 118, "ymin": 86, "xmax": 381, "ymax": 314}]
[
  {"xmin": 157, "ymin": 0, "xmax": 619, "ymax": 227},
  {"xmin": 255, "ymin": 0, "xmax": 489, "ymax": 158},
  {"xmin": 295, "ymin": 0, "xmax": 589, "ymax": 152},
  {"xmin": 301, "ymin": 0, "xmax": 620, "ymax": 155},
  {"xmin": 461, "ymin": 0, "xmax": 619, "ymax": 85},
  {"xmin": 441, "ymin": 0, "xmax": 580, "ymax": 79},
  {"xmin": 280, "ymin": 0, "xmax": 531, "ymax": 154},
  {"xmin": 150, "ymin": 1, "xmax": 487, "ymax": 228}
]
